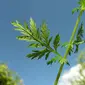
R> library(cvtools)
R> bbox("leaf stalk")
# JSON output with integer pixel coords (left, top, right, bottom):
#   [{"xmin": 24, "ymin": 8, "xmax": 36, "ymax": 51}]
[{"xmin": 54, "ymin": 10, "xmax": 83, "ymax": 85}]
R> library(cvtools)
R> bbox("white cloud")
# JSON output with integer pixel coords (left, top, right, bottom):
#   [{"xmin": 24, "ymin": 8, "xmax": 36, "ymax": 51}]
[{"xmin": 58, "ymin": 64, "xmax": 85, "ymax": 85}]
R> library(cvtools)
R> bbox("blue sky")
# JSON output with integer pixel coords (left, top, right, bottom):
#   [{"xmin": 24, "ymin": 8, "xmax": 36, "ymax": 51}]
[{"xmin": 0, "ymin": 0, "xmax": 85, "ymax": 85}]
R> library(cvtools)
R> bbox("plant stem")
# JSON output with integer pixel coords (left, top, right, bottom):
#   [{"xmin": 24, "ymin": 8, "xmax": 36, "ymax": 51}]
[{"xmin": 54, "ymin": 10, "xmax": 83, "ymax": 85}]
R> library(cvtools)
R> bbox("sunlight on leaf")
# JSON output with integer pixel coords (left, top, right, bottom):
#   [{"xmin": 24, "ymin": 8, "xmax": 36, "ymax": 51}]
[
  {"xmin": 30, "ymin": 18, "xmax": 37, "ymax": 37},
  {"xmin": 16, "ymin": 36, "xmax": 34, "ymax": 41},
  {"xmin": 41, "ymin": 21, "xmax": 50, "ymax": 41}
]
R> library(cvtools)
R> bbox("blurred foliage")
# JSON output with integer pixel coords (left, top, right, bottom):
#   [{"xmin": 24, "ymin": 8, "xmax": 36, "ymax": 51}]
[
  {"xmin": 0, "ymin": 63, "xmax": 23, "ymax": 85},
  {"xmin": 69, "ymin": 49, "xmax": 85, "ymax": 85}
]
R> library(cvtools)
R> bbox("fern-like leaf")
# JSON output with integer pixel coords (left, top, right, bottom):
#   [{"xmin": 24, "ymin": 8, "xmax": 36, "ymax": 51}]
[{"xmin": 12, "ymin": 18, "xmax": 61, "ymax": 64}]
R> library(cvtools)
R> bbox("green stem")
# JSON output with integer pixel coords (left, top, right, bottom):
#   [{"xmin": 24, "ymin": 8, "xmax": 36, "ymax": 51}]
[{"xmin": 54, "ymin": 10, "xmax": 83, "ymax": 85}]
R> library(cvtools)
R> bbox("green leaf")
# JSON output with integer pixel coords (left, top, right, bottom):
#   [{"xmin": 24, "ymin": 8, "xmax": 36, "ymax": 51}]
[
  {"xmin": 12, "ymin": 18, "xmax": 62, "ymax": 64},
  {"xmin": 41, "ymin": 21, "xmax": 50, "ymax": 41},
  {"xmin": 73, "ymin": 40, "xmax": 85, "ymax": 45},
  {"xmin": 15, "ymin": 28, "xmax": 31, "ymax": 36},
  {"xmin": 11, "ymin": 20, "xmax": 24, "ymax": 29},
  {"xmin": 36, "ymin": 28, "xmax": 41, "ymax": 39},
  {"xmin": 68, "ymin": 45, "xmax": 74, "ymax": 56},
  {"xmin": 72, "ymin": 7, "xmax": 80, "ymax": 14},
  {"xmin": 30, "ymin": 18, "xmax": 37, "ymax": 37},
  {"xmin": 12, "ymin": 20, "xmax": 31, "ymax": 36},
  {"xmin": 28, "ymin": 43, "xmax": 42, "ymax": 48},
  {"xmin": 53, "ymin": 34, "xmax": 60, "ymax": 50},
  {"xmin": 45, "ymin": 52, "xmax": 50, "ymax": 60},
  {"xmin": 48, "ymin": 36, "xmax": 53, "ymax": 45},
  {"xmin": 11, "ymin": 20, "xmax": 19, "ymax": 27},
  {"xmin": 47, "ymin": 60, "xmax": 53, "ymax": 65},
  {"xmin": 77, "ymin": 23, "xmax": 84, "ymax": 40},
  {"xmin": 24, "ymin": 21, "xmax": 32, "ymax": 33},
  {"xmin": 20, "ymin": 31, "xmax": 30, "ymax": 36},
  {"xmin": 14, "ymin": 28, "xmax": 24, "ymax": 31},
  {"xmin": 16, "ymin": 36, "xmax": 34, "ymax": 41},
  {"xmin": 66, "ymin": 61, "xmax": 70, "ymax": 66},
  {"xmin": 12, "ymin": 19, "xmax": 52, "ymax": 47},
  {"xmin": 74, "ymin": 44, "xmax": 79, "ymax": 53},
  {"xmin": 24, "ymin": 21, "xmax": 29, "ymax": 30},
  {"xmin": 38, "ymin": 52, "xmax": 46, "ymax": 59},
  {"xmin": 26, "ymin": 52, "xmax": 39, "ymax": 59}
]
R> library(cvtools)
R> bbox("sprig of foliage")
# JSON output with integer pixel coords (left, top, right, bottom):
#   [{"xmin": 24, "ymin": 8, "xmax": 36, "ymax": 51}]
[
  {"xmin": 12, "ymin": 0, "xmax": 85, "ymax": 85},
  {"xmin": 12, "ymin": 19, "xmax": 85, "ymax": 66},
  {"xmin": 12, "ymin": 18, "xmax": 67, "ymax": 65}
]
